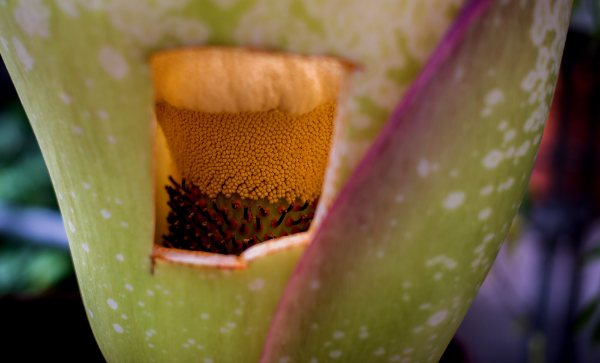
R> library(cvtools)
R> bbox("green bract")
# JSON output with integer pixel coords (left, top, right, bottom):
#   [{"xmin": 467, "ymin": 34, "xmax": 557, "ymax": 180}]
[{"xmin": 0, "ymin": 0, "xmax": 571, "ymax": 362}]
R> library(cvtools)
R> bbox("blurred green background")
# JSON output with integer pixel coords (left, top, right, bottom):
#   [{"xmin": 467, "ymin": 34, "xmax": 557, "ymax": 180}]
[{"xmin": 0, "ymin": 91, "xmax": 70, "ymax": 296}]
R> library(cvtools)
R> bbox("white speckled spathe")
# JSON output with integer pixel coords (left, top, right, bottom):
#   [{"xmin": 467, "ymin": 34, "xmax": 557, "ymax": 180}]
[{"xmin": 263, "ymin": 1, "xmax": 571, "ymax": 361}]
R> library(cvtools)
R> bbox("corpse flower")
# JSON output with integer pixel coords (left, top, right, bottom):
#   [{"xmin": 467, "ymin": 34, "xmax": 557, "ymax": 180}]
[{"xmin": 0, "ymin": 0, "xmax": 571, "ymax": 362}]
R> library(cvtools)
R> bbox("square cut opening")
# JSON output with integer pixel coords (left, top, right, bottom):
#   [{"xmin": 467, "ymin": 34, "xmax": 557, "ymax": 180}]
[{"xmin": 150, "ymin": 47, "xmax": 350, "ymax": 257}]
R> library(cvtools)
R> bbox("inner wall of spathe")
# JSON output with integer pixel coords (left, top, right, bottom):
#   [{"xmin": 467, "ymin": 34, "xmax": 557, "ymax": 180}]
[{"xmin": 153, "ymin": 122, "xmax": 179, "ymax": 245}]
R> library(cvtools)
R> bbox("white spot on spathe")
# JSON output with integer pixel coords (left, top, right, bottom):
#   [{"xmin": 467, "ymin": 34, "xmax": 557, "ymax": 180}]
[
  {"xmin": 98, "ymin": 46, "xmax": 129, "ymax": 80},
  {"xmin": 84, "ymin": 78, "xmax": 95, "ymax": 88},
  {"xmin": 419, "ymin": 303, "xmax": 432, "ymax": 310},
  {"xmin": 201, "ymin": 312, "xmax": 210, "ymax": 320},
  {"xmin": 483, "ymin": 150, "xmax": 503, "ymax": 169},
  {"xmin": 498, "ymin": 178, "xmax": 515, "ymax": 191},
  {"xmin": 56, "ymin": 0, "xmax": 79, "ymax": 17},
  {"xmin": 121, "ymin": 314, "xmax": 128, "ymax": 320},
  {"xmin": 68, "ymin": 220, "xmax": 76, "ymax": 233},
  {"xmin": 59, "ymin": 92, "xmax": 72, "ymax": 105},
  {"xmin": 480, "ymin": 107, "xmax": 493, "ymax": 118},
  {"xmin": 100, "ymin": 209, "xmax": 112, "ymax": 219},
  {"xmin": 427, "ymin": 310, "xmax": 449, "ymax": 327},
  {"xmin": 482, "ymin": 233, "xmax": 495, "ymax": 245},
  {"xmin": 204, "ymin": 358, "xmax": 214, "ymax": 363},
  {"xmin": 120, "ymin": 221, "xmax": 129, "ymax": 228},
  {"xmin": 278, "ymin": 357, "xmax": 291, "ymax": 363},
  {"xmin": 417, "ymin": 159, "xmax": 429, "ymax": 177},
  {"xmin": 443, "ymin": 192, "xmax": 465, "ymax": 210},
  {"xmin": 97, "ymin": 110, "xmax": 109, "ymax": 120},
  {"xmin": 395, "ymin": 194, "xmax": 405, "ymax": 204},
  {"xmin": 81, "ymin": 243, "xmax": 89, "ymax": 253},
  {"xmin": 503, "ymin": 129, "xmax": 516, "ymax": 144},
  {"xmin": 249, "ymin": 278, "xmax": 265, "ymax": 291},
  {"xmin": 453, "ymin": 66, "xmax": 464, "ymax": 81},
  {"xmin": 12, "ymin": 37, "xmax": 34, "ymax": 71},
  {"xmin": 485, "ymin": 88, "xmax": 504, "ymax": 106},
  {"xmin": 329, "ymin": 350, "xmax": 342, "ymax": 359},
  {"xmin": 309, "ymin": 279, "xmax": 321, "ymax": 290},
  {"xmin": 113, "ymin": 323, "xmax": 124, "ymax": 333},
  {"xmin": 358, "ymin": 326, "xmax": 369, "ymax": 339},
  {"xmin": 373, "ymin": 347, "xmax": 385, "ymax": 356},
  {"xmin": 146, "ymin": 289, "xmax": 155, "ymax": 296},
  {"xmin": 333, "ymin": 331, "xmax": 345, "ymax": 339},
  {"xmin": 14, "ymin": 0, "xmax": 50, "ymax": 38},
  {"xmin": 478, "ymin": 208, "xmax": 493, "ymax": 220},
  {"xmin": 72, "ymin": 125, "xmax": 83, "ymax": 135},
  {"xmin": 116, "ymin": 253, "xmax": 124, "ymax": 262},
  {"xmin": 516, "ymin": 140, "xmax": 531, "ymax": 157},
  {"xmin": 426, "ymin": 255, "xmax": 457, "ymax": 270},
  {"xmin": 480, "ymin": 185, "xmax": 494, "ymax": 196},
  {"xmin": 505, "ymin": 146, "xmax": 516, "ymax": 158},
  {"xmin": 107, "ymin": 135, "xmax": 117, "ymax": 144},
  {"xmin": 107, "ymin": 298, "xmax": 118, "ymax": 310},
  {"xmin": 209, "ymin": 0, "xmax": 240, "ymax": 10},
  {"xmin": 145, "ymin": 329, "xmax": 156, "ymax": 337},
  {"xmin": 124, "ymin": 283, "xmax": 133, "ymax": 291},
  {"xmin": 82, "ymin": 182, "xmax": 91, "ymax": 190}
]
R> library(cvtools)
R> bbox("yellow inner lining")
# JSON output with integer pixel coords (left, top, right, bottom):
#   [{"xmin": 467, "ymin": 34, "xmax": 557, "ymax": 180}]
[{"xmin": 151, "ymin": 47, "xmax": 346, "ymax": 114}]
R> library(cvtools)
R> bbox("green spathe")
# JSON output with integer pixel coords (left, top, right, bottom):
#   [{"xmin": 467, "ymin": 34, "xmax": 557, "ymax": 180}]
[{"xmin": 0, "ymin": 0, "xmax": 570, "ymax": 362}]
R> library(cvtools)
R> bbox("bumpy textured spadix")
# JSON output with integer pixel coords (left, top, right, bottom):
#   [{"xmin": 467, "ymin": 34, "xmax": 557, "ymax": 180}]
[
  {"xmin": 0, "ymin": 0, "xmax": 570, "ymax": 362},
  {"xmin": 155, "ymin": 102, "xmax": 335, "ymax": 203}
]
